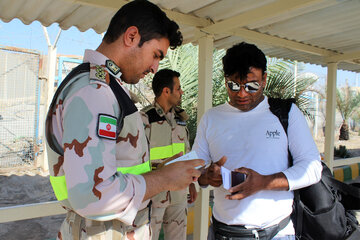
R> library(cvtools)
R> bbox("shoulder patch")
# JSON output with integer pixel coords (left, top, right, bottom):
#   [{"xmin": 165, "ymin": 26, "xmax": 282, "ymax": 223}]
[{"xmin": 97, "ymin": 114, "xmax": 117, "ymax": 140}]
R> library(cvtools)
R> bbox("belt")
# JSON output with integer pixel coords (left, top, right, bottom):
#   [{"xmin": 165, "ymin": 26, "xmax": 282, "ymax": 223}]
[{"xmin": 213, "ymin": 216, "xmax": 290, "ymax": 240}]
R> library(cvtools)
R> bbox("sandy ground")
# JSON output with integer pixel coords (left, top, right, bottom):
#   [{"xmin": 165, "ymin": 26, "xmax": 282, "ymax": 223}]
[
  {"xmin": 315, "ymin": 130, "xmax": 360, "ymax": 159},
  {"xmin": 0, "ymin": 167, "xmax": 64, "ymax": 240},
  {"xmin": 1, "ymin": 131, "xmax": 359, "ymax": 239}
]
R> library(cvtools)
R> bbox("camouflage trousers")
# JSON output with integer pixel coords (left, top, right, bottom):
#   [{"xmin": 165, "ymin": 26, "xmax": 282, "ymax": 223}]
[
  {"xmin": 150, "ymin": 189, "xmax": 188, "ymax": 240},
  {"xmin": 57, "ymin": 208, "xmax": 151, "ymax": 240}
]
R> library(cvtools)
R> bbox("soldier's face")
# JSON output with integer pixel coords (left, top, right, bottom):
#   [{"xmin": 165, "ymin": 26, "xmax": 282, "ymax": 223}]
[
  {"xmin": 124, "ymin": 37, "xmax": 170, "ymax": 84},
  {"xmin": 169, "ymin": 77, "xmax": 183, "ymax": 107},
  {"xmin": 226, "ymin": 67, "xmax": 266, "ymax": 112}
]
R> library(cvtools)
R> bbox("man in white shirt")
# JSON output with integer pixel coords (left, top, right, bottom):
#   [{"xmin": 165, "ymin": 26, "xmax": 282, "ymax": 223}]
[{"xmin": 192, "ymin": 42, "xmax": 322, "ymax": 240}]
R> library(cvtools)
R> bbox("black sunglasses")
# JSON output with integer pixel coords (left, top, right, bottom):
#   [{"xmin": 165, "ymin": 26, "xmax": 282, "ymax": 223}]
[{"xmin": 226, "ymin": 80, "xmax": 260, "ymax": 93}]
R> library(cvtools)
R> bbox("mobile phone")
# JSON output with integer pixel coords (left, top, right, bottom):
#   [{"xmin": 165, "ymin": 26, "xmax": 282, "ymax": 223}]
[
  {"xmin": 221, "ymin": 167, "xmax": 246, "ymax": 190},
  {"xmin": 231, "ymin": 171, "xmax": 246, "ymax": 187}
]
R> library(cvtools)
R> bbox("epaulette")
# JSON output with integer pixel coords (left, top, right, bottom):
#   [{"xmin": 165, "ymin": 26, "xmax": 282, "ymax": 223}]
[
  {"xmin": 175, "ymin": 106, "xmax": 189, "ymax": 121},
  {"xmin": 144, "ymin": 107, "xmax": 166, "ymax": 124},
  {"xmin": 141, "ymin": 104, "xmax": 155, "ymax": 114},
  {"xmin": 89, "ymin": 64, "xmax": 111, "ymax": 86}
]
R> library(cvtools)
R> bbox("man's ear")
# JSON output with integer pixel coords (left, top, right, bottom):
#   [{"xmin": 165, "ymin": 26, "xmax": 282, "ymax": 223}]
[
  {"xmin": 262, "ymin": 72, "xmax": 267, "ymax": 88},
  {"xmin": 123, "ymin": 26, "xmax": 140, "ymax": 47},
  {"xmin": 162, "ymin": 87, "xmax": 170, "ymax": 96}
]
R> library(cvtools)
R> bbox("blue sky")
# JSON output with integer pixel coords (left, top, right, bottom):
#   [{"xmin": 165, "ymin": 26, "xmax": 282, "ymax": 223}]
[{"xmin": 1, "ymin": 19, "xmax": 359, "ymax": 87}]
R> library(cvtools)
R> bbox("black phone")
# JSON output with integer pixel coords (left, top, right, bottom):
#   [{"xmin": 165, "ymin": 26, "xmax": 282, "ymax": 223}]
[{"xmin": 231, "ymin": 171, "xmax": 246, "ymax": 187}]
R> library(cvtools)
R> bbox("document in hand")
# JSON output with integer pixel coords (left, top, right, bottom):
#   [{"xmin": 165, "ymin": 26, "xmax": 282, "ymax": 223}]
[{"xmin": 164, "ymin": 151, "xmax": 203, "ymax": 169}]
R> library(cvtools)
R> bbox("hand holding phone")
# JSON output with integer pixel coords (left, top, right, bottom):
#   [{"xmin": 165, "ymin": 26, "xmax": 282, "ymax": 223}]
[{"xmin": 221, "ymin": 166, "xmax": 246, "ymax": 190}]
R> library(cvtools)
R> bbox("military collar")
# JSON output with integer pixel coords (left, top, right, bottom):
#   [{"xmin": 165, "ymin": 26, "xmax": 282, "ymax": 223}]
[
  {"xmin": 153, "ymin": 101, "xmax": 166, "ymax": 117},
  {"xmin": 105, "ymin": 60, "xmax": 122, "ymax": 79},
  {"xmin": 153, "ymin": 101, "xmax": 176, "ymax": 116}
]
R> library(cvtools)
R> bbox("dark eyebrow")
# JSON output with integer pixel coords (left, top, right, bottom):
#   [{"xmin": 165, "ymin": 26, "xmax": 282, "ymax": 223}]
[{"xmin": 159, "ymin": 50, "xmax": 164, "ymax": 60}]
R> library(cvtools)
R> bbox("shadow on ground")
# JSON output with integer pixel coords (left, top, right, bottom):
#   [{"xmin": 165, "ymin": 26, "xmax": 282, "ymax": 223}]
[{"xmin": 0, "ymin": 173, "xmax": 64, "ymax": 240}]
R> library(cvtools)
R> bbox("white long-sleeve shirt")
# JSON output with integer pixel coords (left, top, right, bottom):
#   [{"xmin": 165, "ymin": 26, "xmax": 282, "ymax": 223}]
[{"xmin": 192, "ymin": 97, "xmax": 322, "ymax": 235}]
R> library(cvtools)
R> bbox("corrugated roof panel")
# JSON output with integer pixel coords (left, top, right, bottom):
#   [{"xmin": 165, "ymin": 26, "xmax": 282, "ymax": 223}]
[
  {"xmin": 0, "ymin": 0, "xmax": 359, "ymax": 72},
  {"xmin": 255, "ymin": 0, "xmax": 360, "ymax": 48}
]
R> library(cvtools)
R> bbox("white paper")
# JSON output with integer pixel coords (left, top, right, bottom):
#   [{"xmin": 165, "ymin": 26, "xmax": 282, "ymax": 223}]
[
  {"xmin": 164, "ymin": 151, "xmax": 199, "ymax": 166},
  {"xmin": 221, "ymin": 166, "xmax": 232, "ymax": 190}
]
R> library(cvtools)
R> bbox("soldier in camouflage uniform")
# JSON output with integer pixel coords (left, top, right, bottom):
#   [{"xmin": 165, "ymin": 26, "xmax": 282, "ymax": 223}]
[
  {"xmin": 45, "ymin": 1, "xmax": 204, "ymax": 239},
  {"xmin": 141, "ymin": 69, "xmax": 198, "ymax": 240}
]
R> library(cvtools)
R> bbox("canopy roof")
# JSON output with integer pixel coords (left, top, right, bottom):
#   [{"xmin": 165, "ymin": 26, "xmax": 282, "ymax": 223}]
[{"xmin": 1, "ymin": 0, "xmax": 360, "ymax": 72}]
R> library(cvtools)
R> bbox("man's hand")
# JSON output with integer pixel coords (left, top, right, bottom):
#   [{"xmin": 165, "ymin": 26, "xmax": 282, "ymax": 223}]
[
  {"xmin": 157, "ymin": 152, "xmax": 183, "ymax": 169},
  {"xmin": 225, "ymin": 167, "xmax": 289, "ymax": 200},
  {"xmin": 143, "ymin": 156, "xmax": 204, "ymax": 201},
  {"xmin": 198, "ymin": 156, "xmax": 227, "ymax": 187},
  {"xmin": 188, "ymin": 183, "xmax": 197, "ymax": 204}
]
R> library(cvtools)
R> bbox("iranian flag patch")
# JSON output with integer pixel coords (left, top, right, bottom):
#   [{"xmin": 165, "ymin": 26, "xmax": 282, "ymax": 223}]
[{"xmin": 98, "ymin": 114, "xmax": 117, "ymax": 140}]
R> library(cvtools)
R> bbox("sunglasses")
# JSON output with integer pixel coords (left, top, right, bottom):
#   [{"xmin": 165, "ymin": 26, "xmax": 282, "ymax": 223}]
[{"xmin": 226, "ymin": 80, "xmax": 261, "ymax": 93}]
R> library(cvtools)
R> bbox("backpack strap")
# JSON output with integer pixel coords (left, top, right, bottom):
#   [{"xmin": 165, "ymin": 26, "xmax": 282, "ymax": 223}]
[
  {"xmin": 268, "ymin": 97, "xmax": 296, "ymax": 135},
  {"xmin": 268, "ymin": 97, "xmax": 302, "ymax": 235}
]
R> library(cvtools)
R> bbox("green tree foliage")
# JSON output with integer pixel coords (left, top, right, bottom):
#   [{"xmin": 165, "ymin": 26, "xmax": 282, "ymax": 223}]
[
  {"xmin": 141, "ymin": 44, "xmax": 318, "ymax": 145},
  {"xmin": 156, "ymin": 43, "xmax": 226, "ymax": 145},
  {"xmin": 336, "ymin": 83, "xmax": 360, "ymax": 140},
  {"xmin": 264, "ymin": 59, "xmax": 318, "ymax": 119}
]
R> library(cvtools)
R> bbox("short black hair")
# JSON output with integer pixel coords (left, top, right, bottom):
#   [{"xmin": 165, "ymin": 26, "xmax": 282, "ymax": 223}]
[
  {"xmin": 222, "ymin": 42, "xmax": 267, "ymax": 79},
  {"xmin": 103, "ymin": 0, "xmax": 182, "ymax": 49},
  {"xmin": 152, "ymin": 69, "xmax": 180, "ymax": 98}
]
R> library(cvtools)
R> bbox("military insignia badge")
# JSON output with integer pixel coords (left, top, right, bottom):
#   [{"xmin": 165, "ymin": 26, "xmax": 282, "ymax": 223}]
[
  {"xmin": 156, "ymin": 108, "xmax": 164, "ymax": 116},
  {"xmin": 97, "ymin": 114, "xmax": 117, "ymax": 140},
  {"xmin": 95, "ymin": 66, "xmax": 106, "ymax": 80},
  {"xmin": 106, "ymin": 60, "xmax": 121, "ymax": 75}
]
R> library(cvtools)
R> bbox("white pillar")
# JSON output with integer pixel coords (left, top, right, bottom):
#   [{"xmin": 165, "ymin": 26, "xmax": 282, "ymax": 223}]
[
  {"xmin": 194, "ymin": 34, "xmax": 213, "ymax": 240},
  {"xmin": 314, "ymin": 94, "xmax": 319, "ymax": 139},
  {"xmin": 324, "ymin": 62, "xmax": 337, "ymax": 171},
  {"xmin": 196, "ymin": 35, "xmax": 214, "ymax": 123}
]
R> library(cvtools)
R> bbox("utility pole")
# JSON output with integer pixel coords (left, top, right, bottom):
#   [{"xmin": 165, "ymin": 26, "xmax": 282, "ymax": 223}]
[{"xmin": 41, "ymin": 26, "xmax": 62, "ymax": 171}]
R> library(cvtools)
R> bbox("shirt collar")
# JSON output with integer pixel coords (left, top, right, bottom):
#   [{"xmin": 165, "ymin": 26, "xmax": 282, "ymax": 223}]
[{"xmin": 226, "ymin": 95, "xmax": 268, "ymax": 112}]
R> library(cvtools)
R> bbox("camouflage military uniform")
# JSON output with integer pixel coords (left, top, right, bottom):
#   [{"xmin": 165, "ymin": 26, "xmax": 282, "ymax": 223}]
[
  {"xmin": 46, "ymin": 50, "xmax": 151, "ymax": 240},
  {"xmin": 141, "ymin": 102, "xmax": 190, "ymax": 240}
]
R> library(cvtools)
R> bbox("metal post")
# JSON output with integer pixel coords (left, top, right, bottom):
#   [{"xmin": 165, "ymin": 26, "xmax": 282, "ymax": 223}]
[{"xmin": 41, "ymin": 26, "xmax": 61, "ymax": 171}]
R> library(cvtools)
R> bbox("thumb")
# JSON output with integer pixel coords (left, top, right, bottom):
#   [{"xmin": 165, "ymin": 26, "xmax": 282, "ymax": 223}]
[{"xmin": 215, "ymin": 156, "xmax": 227, "ymax": 167}]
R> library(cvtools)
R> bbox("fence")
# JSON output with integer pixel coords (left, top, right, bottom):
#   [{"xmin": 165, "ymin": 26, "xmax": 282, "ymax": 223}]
[{"xmin": 0, "ymin": 47, "xmax": 41, "ymax": 168}]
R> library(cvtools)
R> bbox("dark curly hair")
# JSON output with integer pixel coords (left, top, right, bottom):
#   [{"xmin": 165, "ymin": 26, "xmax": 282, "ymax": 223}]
[
  {"xmin": 222, "ymin": 42, "xmax": 267, "ymax": 79},
  {"xmin": 103, "ymin": 0, "xmax": 182, "ymax": 49}
]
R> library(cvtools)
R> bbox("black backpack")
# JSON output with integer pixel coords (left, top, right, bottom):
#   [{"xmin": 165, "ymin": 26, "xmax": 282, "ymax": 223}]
[{"xmin": 268, "ymin": 97, "xmax": 360, "ymax": 240}]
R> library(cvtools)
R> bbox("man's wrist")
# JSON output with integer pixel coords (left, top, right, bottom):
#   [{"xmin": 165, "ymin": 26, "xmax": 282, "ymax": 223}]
[{"xmin": 198, "ymin": 174, "xmax": 209, "ymax": 187}]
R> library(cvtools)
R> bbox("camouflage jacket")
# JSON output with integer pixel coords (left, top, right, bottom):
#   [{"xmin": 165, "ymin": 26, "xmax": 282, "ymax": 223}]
[
  {"xmin": 140, "ymin": 102, "xmax": 190, "ymax": 166},
  {"xmin": 46, "ymin": 50, "xmax": 149, "ymax": 225}
]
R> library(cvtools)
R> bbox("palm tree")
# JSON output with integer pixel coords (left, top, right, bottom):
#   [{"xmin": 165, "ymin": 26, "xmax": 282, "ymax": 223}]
[
  {"xmin": 336, "ymin": 82, "xmax": 360, "ymax": 140},
  {"xmin": 264, "ymin": 59, "xmax": 319, "ymax": 119},
  {"xmin": 156, "ymin": 44, "xmax": 226, "ymax": 145},
  {"xmin": 136, "ymin": 45, "xmax": 318, "ymax": 144}
]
